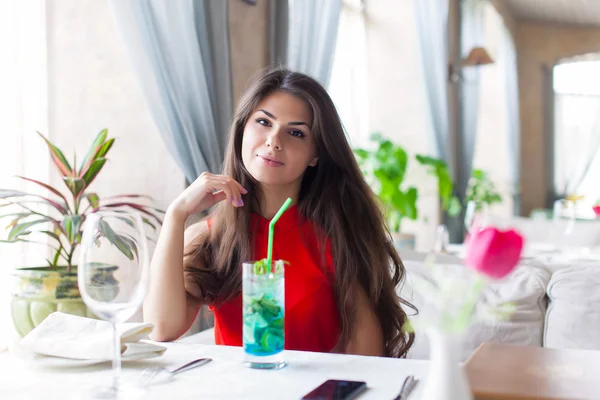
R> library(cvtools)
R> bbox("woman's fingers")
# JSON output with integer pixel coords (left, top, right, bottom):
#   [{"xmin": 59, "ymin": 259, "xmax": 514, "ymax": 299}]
[
  {"xmin": 207, "ymin": 175, "xmax": 244, "ymax": 207},
  {"xmin": 210, "ymin": 190, "xmax": 228, "ymax": 206}
]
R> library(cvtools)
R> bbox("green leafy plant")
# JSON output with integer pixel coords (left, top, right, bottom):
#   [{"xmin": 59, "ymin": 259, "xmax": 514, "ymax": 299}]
[
  {"xmin": 354, "ymin": 133, "xmax": 460, "ymax": 233},
  {"xmin": 0, "ymin": 129, "xmax": 164, "ymax": 272},
  {"xmin": 466, "ymin": 169, "xmax": 503, "ymax": 209}
]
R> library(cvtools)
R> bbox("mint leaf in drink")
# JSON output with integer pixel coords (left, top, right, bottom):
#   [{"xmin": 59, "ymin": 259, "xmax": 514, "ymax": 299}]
[
  {"xmin": 259, "ymin": 297, "xmax": 281, "ymax": 317},
  {"xmin": 252, "ymin": 258, "xmax": 288, "ymax": 275}
]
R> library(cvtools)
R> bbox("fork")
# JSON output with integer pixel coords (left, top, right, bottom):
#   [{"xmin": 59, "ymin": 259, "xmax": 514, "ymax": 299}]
[
  {"xmin": 138, "ymin": 357, "xmax": 212, "ymax": 388},
  {"xmin": 392, "ymin": 375, "xmax": 419, "ymax": 400}
]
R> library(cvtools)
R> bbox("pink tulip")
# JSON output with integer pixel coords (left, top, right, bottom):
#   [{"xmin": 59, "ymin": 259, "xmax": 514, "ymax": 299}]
[
  {"xmin": 465, "ymin": 227, "xmax": 524, "ymax": 280},
  {"xmin": 593, "ymin": 205, "xmax": 600, "ymax": 218}
]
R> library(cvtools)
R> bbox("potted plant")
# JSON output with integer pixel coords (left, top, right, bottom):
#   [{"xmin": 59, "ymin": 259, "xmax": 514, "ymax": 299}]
[
  {"xmin": 0, "ymin": 130, "xmax": 163, "ymax": 337},
  {"xmin": 354, "ymin": 134, "xmax": 460, "ymax": 250}
]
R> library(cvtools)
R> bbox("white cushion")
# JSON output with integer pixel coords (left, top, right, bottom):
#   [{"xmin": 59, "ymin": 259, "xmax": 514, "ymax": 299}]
[
  {"xmin": 401, "ymin": 260, "xmax": 551, "ymax": 360},
  {"xmin": 544, "ymin": 265, "xmax": 600, "ymax": 350}
]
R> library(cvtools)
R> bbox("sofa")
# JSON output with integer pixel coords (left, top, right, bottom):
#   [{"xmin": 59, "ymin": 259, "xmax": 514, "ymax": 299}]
[{"xmin": 403, "ymin": 257, "xmax": 600, "ymax": 360}]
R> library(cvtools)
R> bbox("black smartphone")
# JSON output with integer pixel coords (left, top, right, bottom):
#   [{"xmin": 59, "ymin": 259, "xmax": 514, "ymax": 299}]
[{"xmin": 301, "ymin": 379, "xmax": 368, "ymax": 400}]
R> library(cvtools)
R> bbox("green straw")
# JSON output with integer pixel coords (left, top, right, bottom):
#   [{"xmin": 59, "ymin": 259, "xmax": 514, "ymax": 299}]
[{"xmin": 267, "ymin": 197, "xmax": 293, "ymax": 270}]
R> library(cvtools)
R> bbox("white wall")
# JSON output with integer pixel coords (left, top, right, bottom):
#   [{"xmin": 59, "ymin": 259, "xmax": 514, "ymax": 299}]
[{"xmin": 46, "ymin": 0, "xmax": 184, "ymax": 209}]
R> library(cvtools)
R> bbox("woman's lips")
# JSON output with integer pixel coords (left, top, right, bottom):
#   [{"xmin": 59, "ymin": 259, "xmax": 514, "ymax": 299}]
[{"xmin": 259, "ymin": 155, "xmax": 284, "ymax": 167}]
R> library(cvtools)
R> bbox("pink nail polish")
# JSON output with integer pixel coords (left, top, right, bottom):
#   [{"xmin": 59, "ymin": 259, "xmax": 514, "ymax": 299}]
[{"xmin": 238, "ymin": 199, "xmax": 244, "ymax": 207}]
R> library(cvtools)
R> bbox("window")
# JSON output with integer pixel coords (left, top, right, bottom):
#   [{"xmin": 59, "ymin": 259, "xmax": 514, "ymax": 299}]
[{"xmin": 553, "ymin": 58, "xmax": 600, "ymax": 214}]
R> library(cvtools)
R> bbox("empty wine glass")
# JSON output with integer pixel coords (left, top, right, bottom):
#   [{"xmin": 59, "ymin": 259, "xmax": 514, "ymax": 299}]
[
  {"xmin": 464, "ymin": 201, "xmax": 489, "ymax": 235},
  {"xmin": 78, "ymin": 211, "xmax": 149, "ymax": 398}
]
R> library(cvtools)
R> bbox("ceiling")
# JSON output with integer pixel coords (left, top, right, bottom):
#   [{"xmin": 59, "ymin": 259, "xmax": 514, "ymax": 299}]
[{"xmin": 502, "ymin": 0, "xmax": 600, "ymax": 26}]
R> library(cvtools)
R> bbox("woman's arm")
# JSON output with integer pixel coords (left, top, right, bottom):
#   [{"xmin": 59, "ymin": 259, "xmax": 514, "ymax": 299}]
[
  {"xmin": 143, "ymin": 172, "xmax": 246, "ymax": 341},
  {"xmin": 345, "ymin": 284, "xmax": 385, "ymax": 357},
  {"xmin": 144, "ymin": 207, "xmax": 203, "ymax": 341}
]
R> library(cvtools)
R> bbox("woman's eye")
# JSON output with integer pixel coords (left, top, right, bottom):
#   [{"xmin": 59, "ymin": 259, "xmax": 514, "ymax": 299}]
[
  {"xmin": 289, "ymin": 130, "xmax": 305, "ymax": 138},
  {"xmin": 256, "ymin": 118, "xmax": 270, "ymax": 127}
]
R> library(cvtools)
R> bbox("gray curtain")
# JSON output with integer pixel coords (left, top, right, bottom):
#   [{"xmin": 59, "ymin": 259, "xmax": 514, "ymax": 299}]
[
  {"xmin": 108, "ymin": 0, "xmax": 233, "ymax": 183},
  {"xmin": 456, "ymin": 0, "xmax": 485, "ymax": 203},
  {"xmin": 269, "ymin": 0, "xmax": 289, "ymax": 66},
  {"xmin": 544, "ymin": 65, "xmax": 557, "ymax": 207},
  {"xmin": 287, "ymin": 0, "xmax": 342, "ymax": 87},
  {"xmin": 414, "ymin": 0, "xmax": 450, "ymax": 163}
]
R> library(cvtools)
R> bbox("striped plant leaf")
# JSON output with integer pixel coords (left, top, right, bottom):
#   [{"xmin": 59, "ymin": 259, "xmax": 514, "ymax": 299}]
[
  {"xmin": 141, "ymin": 217, "xmax": 157, "ymax": 231},
  {"xmin": 37, "ymin": 132, "xmax": 73, "ymax": 177},
  {"xmin": 99, "ymin": 202, "xmax": 163, "ymax": 224},
  {"xmin": 95, "ymin": 138, "xmax": 114, "ymax": 159},
  {"xmin": 14, "ymin": 176, "xmax": 70, "ymax": 207},
  {"xmin": 6, "ymin": 213, "xmax": 32, "ymax": 229},
  {"xmin": 62, "ymin": 215, "xmax": 82, "ymax": 243},
  {"xmin": 63, "ymin": 177, "xmax": 86, "ymax": 198},
  {"xmin": 51, "ymin": 242, "xmax": 64, "ymax": 266},
  {"xmin": 119, "ymin": 233, "xmax": 139, "ymax": 261},
  {"xmin": 8, "ymin": 218, "xmax": 49, "ymax": 240},
  {"xmin": 78, "ymin": 132, "xmax": 113, "ymax": 178},
  {"xmin": 0, "ymin": 190, "xmax": 69, "ymax": 215},
  {"xmin": 73, "ymin": 152, "xmax": 77, "ymax": 177},
  {"xmin": 78, "ymin": 144, "xmax": 101, "ymax": 178},
  {"xmin": 81, "ymin": 158, "xmax": 107, "ymax": 187},
  {"xmin": 99, "ymin": 219, "xmax": 135, "ymax": 261},
  {"xmin": 78, "ymin": 129, "xmax": 107, "ymax": 173},
  {"xmin": 0, "ymin": 189, "xmax": 29, "ymax": 199},
  {"xmin": 85, "ymin": 193, "xmax": 100, "ymax": 209},
  {"xmin": 0, "ymin": 237, "xmax": 30, "ymax": 244},
  {"xmin": 98, "ymin": 209, "xmax": 158, "ymax": 231},
  {"xmin": 40, "ymin": 230, "xmax": 61, "ymax": 243}
]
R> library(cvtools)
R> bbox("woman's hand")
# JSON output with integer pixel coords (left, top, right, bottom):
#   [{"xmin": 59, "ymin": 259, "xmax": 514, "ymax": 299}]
[{"xmin": 170, "ymin": 172, "xmax": 247, "ymax": 219}]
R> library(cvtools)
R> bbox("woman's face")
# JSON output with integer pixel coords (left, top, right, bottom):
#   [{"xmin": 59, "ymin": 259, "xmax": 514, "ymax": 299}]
[{"xmin": 241, "ymin": 90, "xmax": 318, "ymax": 187}]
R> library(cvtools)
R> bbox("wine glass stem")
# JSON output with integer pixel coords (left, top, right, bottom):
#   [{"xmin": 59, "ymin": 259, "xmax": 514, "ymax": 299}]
[{"xmin": 111, "ymin": 322, "xmax": 121, "ymax": 392}]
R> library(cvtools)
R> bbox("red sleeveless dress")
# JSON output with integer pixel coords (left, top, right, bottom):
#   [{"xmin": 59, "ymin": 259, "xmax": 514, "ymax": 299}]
[{"xmin": 208, "ymin": 205, "xmax": 340, "ymax": 353}]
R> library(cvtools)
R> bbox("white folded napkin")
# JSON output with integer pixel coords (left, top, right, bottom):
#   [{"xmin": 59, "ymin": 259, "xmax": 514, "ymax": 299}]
[{"xmin": 19, "ymin": 312, "xmax": 166, "ymax": 361}]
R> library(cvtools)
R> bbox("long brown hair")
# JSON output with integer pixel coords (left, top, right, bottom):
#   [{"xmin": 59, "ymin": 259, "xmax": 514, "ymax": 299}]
[{"xmin": 184, "ymin": 67, "xmax": 415, "ymax": 357}]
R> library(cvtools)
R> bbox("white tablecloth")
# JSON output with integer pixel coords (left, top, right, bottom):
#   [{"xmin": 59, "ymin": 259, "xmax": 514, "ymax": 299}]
[{"xmin": 0, "ymin": 342, "xmax": 428, "ymax": 399}]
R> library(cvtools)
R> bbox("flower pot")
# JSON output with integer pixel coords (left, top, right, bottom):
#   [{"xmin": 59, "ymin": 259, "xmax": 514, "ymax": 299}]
[
  {"xmin": 11, "ymin": 265, "xmax": 119, "ymax": 337},
  {"xmin": 421, "ymin": 328, "xmax": 473, "ymax": 400},
  {"xmin": 392, "ymin": 232, "xmax": 416, "ymax": 250}
]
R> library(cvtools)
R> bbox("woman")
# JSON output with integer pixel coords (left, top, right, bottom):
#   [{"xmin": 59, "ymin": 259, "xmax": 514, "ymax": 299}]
[{"xmin": 145, "ymin": 67, "xmax": 415, "ymax": 358}]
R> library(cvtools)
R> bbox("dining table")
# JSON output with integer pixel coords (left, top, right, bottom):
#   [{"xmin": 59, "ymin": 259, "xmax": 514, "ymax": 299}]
[{"xmin": 0, "ymin": 341, "xmax": 428, "ymax": 399}]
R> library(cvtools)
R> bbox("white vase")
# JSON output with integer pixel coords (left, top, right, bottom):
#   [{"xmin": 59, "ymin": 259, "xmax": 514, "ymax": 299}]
[{"xmin": 421, "ymin": 329, "xmax": 473, "ymax": 400}]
